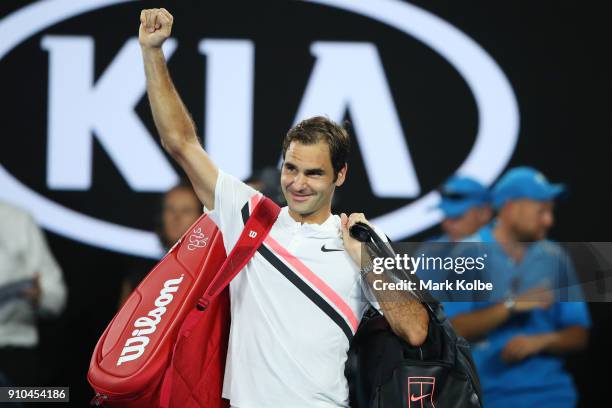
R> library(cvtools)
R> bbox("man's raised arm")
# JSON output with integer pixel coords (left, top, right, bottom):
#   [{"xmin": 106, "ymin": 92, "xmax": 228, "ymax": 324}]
[{"xmin": 139, "ymin": 8, "xmax": 218, "ymax": 209}]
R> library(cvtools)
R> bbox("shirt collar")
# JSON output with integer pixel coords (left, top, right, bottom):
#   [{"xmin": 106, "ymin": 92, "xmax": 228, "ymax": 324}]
[{"xmin": 278, "ymin": 207, "xmax": 341, "ymax": 237}]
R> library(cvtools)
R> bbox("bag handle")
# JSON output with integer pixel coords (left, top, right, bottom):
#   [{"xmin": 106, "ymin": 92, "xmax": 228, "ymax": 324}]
[{"xmin": 350, "ymin": 222, "xmax": 445, "ymax": 322}]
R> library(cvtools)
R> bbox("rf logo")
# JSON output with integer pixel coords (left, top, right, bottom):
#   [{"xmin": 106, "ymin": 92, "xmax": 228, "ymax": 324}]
[
  {"xmin": 248, "ymin": 230, "xmax": 258, "ymax": 239},
  {"xmin": 408, "ymin": 377, "xmax": 436, "ymax": 408}
]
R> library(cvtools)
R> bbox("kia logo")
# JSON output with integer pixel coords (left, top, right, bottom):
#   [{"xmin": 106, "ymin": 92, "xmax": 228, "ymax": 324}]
[{"xmin": 0, "ymin": 0, "xmax": 518, "ymax": 257}]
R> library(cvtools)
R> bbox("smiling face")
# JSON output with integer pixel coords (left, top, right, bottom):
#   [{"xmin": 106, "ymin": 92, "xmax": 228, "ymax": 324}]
[{"xmin": 281, "ymin": 140, "xmax": 346, "ymax": 224}]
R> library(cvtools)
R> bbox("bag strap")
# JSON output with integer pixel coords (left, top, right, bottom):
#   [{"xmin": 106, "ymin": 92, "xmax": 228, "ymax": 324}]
[
  {"xmin": 196, "ymin": 194, "xmax": 280, "ymax": 310},
  {"xmin": 159, "ymin": 195, "xmax": 280, "ymax": 408}
]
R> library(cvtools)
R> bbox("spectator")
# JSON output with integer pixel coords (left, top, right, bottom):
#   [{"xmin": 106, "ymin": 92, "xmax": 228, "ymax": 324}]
[
  {"xmin": 431, "ymin": 175, "xmax": 492, "ymax": 242},
  {"xmin": 416, "ymin": 176, "xmax": 491, "ymax": 298},
  {"xmin": 444, "ymin": 167, "xmax": 590, "ymax": 408},
  {"xmin": 0, "ymin": 201, "xmax": 66, "ymax": 386},
  {"xmin": 118, "ymin": 183, "xmax": 202, "ymax": 305}
]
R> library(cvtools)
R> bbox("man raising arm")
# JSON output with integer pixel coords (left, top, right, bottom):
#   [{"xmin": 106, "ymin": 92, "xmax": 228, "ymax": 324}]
[
  {"xmin": 139, "ymin": 8, "xmax": 428, "ymax": 407},
  {"xmin": 139, "ymin": 8, "xmax": 217, "ymax": 210},
  {"xmin": 139, "ymin": 7, "xmax": 428, "ymax": 346}
]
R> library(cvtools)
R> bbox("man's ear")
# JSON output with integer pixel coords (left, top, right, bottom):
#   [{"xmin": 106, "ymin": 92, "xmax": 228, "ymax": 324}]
[
  {"xmin": 479, "ymin": 206, "xmax": 494, "ymax": 223},
  {"xmin": 498, "ymin": 201, "xmax": 513, "ymax": 221},
  {"xmin": 335, "ymin": 163, "xmax": 348, "ymax": 187}
]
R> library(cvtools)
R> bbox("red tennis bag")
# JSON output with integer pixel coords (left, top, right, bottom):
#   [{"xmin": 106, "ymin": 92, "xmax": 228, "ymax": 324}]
[{"xmin": 88, "ymin": 195, "xmax": 280, "ymax": 407}]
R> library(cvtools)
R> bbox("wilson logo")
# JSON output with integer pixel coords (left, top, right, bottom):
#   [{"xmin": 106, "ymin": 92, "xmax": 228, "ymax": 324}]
[{"xmin": 116, "ymin": 275, "xmax": 185, "ymax": 366}]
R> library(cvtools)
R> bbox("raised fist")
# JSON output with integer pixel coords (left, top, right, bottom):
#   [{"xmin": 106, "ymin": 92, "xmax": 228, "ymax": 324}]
[{"xmin": 139, "ymin": 8, "xmax": 173, "ymax": 49}]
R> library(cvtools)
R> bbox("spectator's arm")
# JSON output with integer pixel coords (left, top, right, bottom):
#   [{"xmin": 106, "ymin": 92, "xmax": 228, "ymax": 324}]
[
  {"xmin": 501, "ymin": 326, "xmax": 588, "ymax": 362},
  {"xmin": 451, "ymin": 287, "xmax": 553, "ymax": 341},
  {"xmin": 24, "ymin": 216, "xmax": 66, "ymax": 316},
  {"xmin": 535, "ymin": 326, "xmax": 589, "ymax": 354},
  {"xmin": 449, "ymin": 303, "xmax": 511, "ymax": 341}
]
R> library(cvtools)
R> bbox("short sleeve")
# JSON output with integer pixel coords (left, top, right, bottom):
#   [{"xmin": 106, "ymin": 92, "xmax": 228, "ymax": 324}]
[
  {"xmin": 555, "ymin": 302, "xmax": 591, "ymax": 329},
  {"xmin": 558, "ymin": 247, "xmax": 586, "ymax": 302},
  {"xmin": 205, "ymin": 170, "xmax": 258, "ymax": 253}
]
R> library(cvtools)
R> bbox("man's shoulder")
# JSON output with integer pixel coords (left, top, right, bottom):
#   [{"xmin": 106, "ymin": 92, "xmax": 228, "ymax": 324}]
[
  {"xmin": 219, "ymin": 169, "xmax": 258, "ymax": 195},
  {"xmin": 536, "ymin": 239, "xmax": 564, "ymax": 255},
  {"xmin": 0, "ymin": 201, "xmax": 33, "ymax": 226},
  {"xmin": 464, "ymin": 224, "xmax": 495, "ymax": 243},
  {"xmin": 213, "ymin": 169, "xmax": 259, "ymax": 213}
]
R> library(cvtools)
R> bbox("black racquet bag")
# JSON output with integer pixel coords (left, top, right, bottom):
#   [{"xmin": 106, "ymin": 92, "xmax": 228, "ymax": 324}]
[{"xmin": 346, "ymin": 223, "xmax": 483, "ymax": 408}]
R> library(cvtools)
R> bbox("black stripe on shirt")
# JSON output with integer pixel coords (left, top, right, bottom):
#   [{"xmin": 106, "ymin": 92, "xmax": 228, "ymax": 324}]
[
  {"xmin": 257, "ymin": 244, "xmax": 354, "ymax": 342},
  {"xmin": 241, "ymin": 201, "xmax": 250, "ymax": 225}
]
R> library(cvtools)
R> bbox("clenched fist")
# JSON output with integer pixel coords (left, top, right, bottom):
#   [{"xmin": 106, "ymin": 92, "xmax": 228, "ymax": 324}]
[{"xmin": 139, "ymin": 8, "xmax": 173, "ymax": 49}]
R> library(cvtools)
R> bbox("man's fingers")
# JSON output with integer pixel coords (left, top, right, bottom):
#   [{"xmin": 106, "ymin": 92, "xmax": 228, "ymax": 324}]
[
  {"xmin": 140, "ymin": 8, "xmax": 173, "ymax": 35},
  {"xmin": 347, "ymin": 212, "xmax": 366, "ymax": 228},
  {"xmin": 145, "ymin": 9, "xmax": 154, "ymax": 32},
  {"xmin": 502, "ymin": 344, "xmax": 518, "ymax": 361},
  {"xmin": 340, "ymin": 213, "xmax": 348, "ymax": 227},
  {"xmin": 159, "ymin": 8, "xmax": 173, "ymax": 23},
  {"xmin": 152, "ymin": 12, "xmax": 161, "ymax": 31},
  {"xmin": 157, "ymin": 13, "xmax": 171, "ymax": 30},
  {"xmin": 518, "ymin": 287, "xmax": 553, "ymax": 303},
  {"xmin": 340, "ymin": 214, "xmax": 351, "ymax": 239}
]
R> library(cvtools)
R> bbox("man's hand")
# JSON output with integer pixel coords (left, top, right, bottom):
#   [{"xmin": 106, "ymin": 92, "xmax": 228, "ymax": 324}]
[
  {"xmin": 139, "ymin": 8, "xmax": 173, "ymax": 49},
  {"xmin": 501, "ymin": 334, "xmax": 547, "ymax": 363},
  {"xmin": 340, "ymin": 212, "xmax": 371, "ymax": 267},
  {"xmin": 21, "ymin": 274, "xmax": 42, "ymax": 306},
  {"xmin": 513, "ymin": 287, "xmax": 553, "ymax": 313}
]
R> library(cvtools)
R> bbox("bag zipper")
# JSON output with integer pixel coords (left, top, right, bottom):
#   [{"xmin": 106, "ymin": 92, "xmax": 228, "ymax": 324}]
[
  {"xmin": 397, "ymin": 359, "xmax": 453, "ymax": 368},
  {"xmin": 90, "ymin": 393, "xmax": 108, "ymax": 406},
  {"xmin": 90, "ymin": 390, "xmax": 142, "ymax": 406}
]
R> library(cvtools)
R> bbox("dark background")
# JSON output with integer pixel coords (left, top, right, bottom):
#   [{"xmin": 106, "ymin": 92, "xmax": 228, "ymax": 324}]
[{"xmin": 0, "ymin": 0, "xmax": 610, "ymax": 405}]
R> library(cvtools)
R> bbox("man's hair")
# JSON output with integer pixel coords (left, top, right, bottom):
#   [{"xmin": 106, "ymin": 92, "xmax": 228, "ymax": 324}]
[{"xmin": 282, "ymin": 116, "xmax": 351, "ymax": 179}]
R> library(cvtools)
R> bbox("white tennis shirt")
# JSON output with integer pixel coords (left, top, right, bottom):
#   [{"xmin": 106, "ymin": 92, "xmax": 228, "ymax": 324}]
[{"xmin": 206, "ymin": 170, "xmax": 379, "ymax": 408}]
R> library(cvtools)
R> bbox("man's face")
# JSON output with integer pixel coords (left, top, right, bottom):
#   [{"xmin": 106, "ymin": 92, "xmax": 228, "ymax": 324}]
[
  {"xmin": 441, "ymin": 206, "xmax": 493, "ymax": 241},
  {"xmin": 281, "ymin": 141, "xmax": 345, "ymax": 221},
  {"xmin": 162, "ymin": 188, "xmax": 202, "ymax": 244},
  {"xmin": 507, "ymin": 199, "xmax": 555, "ymax": 241}
]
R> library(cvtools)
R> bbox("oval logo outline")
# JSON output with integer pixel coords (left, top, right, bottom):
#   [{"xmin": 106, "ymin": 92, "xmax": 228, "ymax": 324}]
[{"xmin": 0, "ymin": 0, "xmax": 518, "ymax": 256}]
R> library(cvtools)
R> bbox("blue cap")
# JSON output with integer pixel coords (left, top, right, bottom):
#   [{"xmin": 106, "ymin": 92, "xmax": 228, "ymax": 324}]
[
  {"xmin": 438, "ymin": 176, "xmax": 490, "ymax": 218},
  {"xmin": 492, "ymin": 167, "xmax": 565, "ymax": 209}
]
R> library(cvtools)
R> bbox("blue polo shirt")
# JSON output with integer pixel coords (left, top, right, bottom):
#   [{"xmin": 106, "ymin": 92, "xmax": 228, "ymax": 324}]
[
  {"xmin": 443, "ymin": 225, "xmax": 590, "ymax": 408},
  {"xmin": 425, "ymin": 233, "xmax": 450, "ymax": 243}
]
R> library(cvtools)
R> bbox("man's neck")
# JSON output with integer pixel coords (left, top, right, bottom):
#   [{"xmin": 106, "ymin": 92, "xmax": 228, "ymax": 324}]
[
  {"xmin": 287, "ymin": 207, "xmax": 332, "ymax": 225},
  {"xmin": 492, "ymin": 221, "xmax": 527, "ymax": 263}
]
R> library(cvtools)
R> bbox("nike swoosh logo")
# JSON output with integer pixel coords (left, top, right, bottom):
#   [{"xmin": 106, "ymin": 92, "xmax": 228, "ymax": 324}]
[
  {"xmin": 410, "ymin": 393, "xmax": 431, "ymax": 402},
  {"xmin": 321, "ymin": 244, "xmax": 344, "ymax": 252}
]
